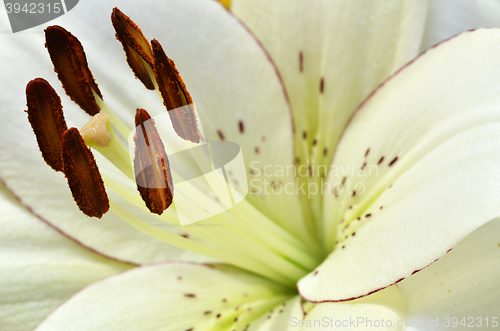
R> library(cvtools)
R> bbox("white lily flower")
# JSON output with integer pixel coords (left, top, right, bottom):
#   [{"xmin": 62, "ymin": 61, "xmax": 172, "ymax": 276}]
[{"xmin": 0, "ymin": 1, "xmax": 499, "ymax": 330}]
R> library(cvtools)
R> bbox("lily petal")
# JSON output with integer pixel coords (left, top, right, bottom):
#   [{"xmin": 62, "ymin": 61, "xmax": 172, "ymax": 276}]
[
  {"xmin": 35, "ymin": 263, "xmax": 293, "ymax": 331},
  {"xmin": 0, "ymin": 182, "xmax": 131, "ymax": 331},
  {"xmin": 400, "ymin": 218, "xmax": 500, "ymax": 328},
  {"xmin": 299, "ymin": 286, "xmax": 407, "ymax": 331},
  {"xmin": 299, "ymin": 29, "xmax": 500, "ymax": 302},
  {"xmin": 422, "ymin": 0, "xmax": 500, "ymax": 50},
  {"xmin": 0, "ymin": 0, "xmax": 303, "ymax": 262},
  {"xmin": 247, "ymin": 296, "xmax": 304, "ymax": 331},
  {"xmin": 232, "ymin": 0, "xmax": 428, "ymax": 171}
]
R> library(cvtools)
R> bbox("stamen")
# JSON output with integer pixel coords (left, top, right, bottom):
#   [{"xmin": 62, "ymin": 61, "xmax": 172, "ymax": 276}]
[
  {"xmin": 111, "ymin": 8, "xmax": 155, "ymax": 90},
  {"xmin": 151, "ymin": 39, "xmax": 200, "ymax": 143},
  {"xmin": 45, "ymin": 25, "xmax": 102, "ymax": 116},
  {"xmin": 25, "ymin": 78, "xmax": 67, "ymax": 172},
  {"xmin": 134, "ymin": 108, "xmax": 174, "ymax": 215},
  {"xmin": 61, "ymin": 128, "xmax": 109, "ymax": 218}
]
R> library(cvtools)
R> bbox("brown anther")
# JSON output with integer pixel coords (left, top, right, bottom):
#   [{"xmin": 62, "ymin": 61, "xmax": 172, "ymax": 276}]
[
  {"xmin": 111, "ymin": 8, "xmax": 155, "ymax": 90},
  {"xmin": 151, "ymin": 39, "xmax": 200, "ymax": 143},
  {"xmin": 61, "ymin": 128, "xmax": 109, "ymax": 218},
  {"xmin": 45, "ymin": 25, "xmax": 102, "ymax": 116},
  {"xmin": 26, "ymin": 78, "xmax": 68, "ymax": 172},
  {"xmin": 134, "ymin": 108, "xmax": 174, "ymax": 215}
]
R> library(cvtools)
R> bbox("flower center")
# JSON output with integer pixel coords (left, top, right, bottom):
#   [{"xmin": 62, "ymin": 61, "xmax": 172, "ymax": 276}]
[{"xmin": 24, "ymin": 7, "xmax": 326, "ymax": 288}]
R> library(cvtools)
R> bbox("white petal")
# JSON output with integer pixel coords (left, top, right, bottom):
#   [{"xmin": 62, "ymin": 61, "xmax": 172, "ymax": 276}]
[
  {"xmin": 299, "ymin": 286, "xmax": 406, "ymax": 331},
  {"xmin": 35, "ymin": 263, "xmax": 293, "ymax": 331},
  {"xmin": 0, "ymin": 0, "xmax": 303, "ymax": 263},
  {"xmin": 422, "ymin": 0, "xmax": 500, "ymax": 50},
  {"xmin": 247, "ymin": 296, "xmax": 304, "ymax": 331},
  {"xmin": 0, "ymin": 182, "xmax": 131, "ymax": 331},
  {"xmin": 232, "ymin": 0, "xmax": 428, "ymax": 173},
  {"xmin": 300, "ymin": 29, "xmax": 500, "ymax": 302},
  {"xmin": 399, "ymin": 218, "xmax": 500, "ymax": 330}
]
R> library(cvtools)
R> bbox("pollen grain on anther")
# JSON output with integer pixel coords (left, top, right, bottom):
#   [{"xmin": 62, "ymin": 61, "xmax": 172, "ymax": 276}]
[
  {"xmin": 26, "ymin": 78, "xmax": 68, "ymax": 172},
  {"xmin": 151, "ymin": 39, "xmax": 200, "ymax": 143},
  {"xmin": 111, "ymin": 8, "xmax": 155, "ymax": 90},
  {"xmin": 45, "ymin": 25, "xmax": 102, "ymax": 116},
  {"xmin": 134, "ymin": 108, "xmax": 174, "ymax": 215},
  {"xmin": 61, "ymin": 128, "xmax": 109, "ymax": 218}
]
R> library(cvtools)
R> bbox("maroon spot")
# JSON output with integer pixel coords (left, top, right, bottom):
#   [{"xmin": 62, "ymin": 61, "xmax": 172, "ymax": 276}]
[
  {"xmin": 352, "ymin": 190, "xmax": 357, "ymax": 197},
  {"xmin": 323, "ymin": 147, "xmax": 328, "ymax": 156},
  {"xmin": 342, "ymin": 245, "xmax": 346, "ymax": 249},
  {"xmin": 365, "ymin": 213, "xmax": 371, "ymax": 218},
  {"xmin": 222, "ymin": 298, "xmax": 227, "ymax": 303},
  {"xmin": 204, "ymin": 311, "xmax": 212, "ymax": 315},
  {"xmin": 314, "ymin": 270, "xmax": 319, "ymax": 276},
  {"xmin": 389, "ymin": 156, "xmax": 398, "ymax": 166},
  {"xmin": 185, "ymin": 328, "xmax": 193, "ymax": 331},
  {"xmin": 380, "ymin": 206, "xmax": 383, "ymax": 210},
  {"xmin": 255, "ymin": 147, "xmax": 260, "ymax": 154},
  {"xmin": 357, "ymin": 217, "xmax": 361, "ymax": 221},
  {"xmin": 238, "ymin": 120, "xmax": 244, "ymax": 133},
  {"xmin": 365, "ymin": 148, "xmax": 370, "ymax": 157},
  {"xmin": 348, "ymin": 205, "xmax": 353, "ymax": 209},
  {"xmin": 320, "ymin": 77, "xmax": 324, "ymax": 94},
  {"xmin": 216, "ymin": 314, "xmax": 221, "ymax": 318},
  {"xmin": 217, "ymin": 130, "xmax": 225, "ymax": 140},
  {"xmin": 262, "ymin": 136, "xmax": 266, "ymax": 142},
  {"xmin": 302, "ymin": 131, "xmax": 307, "ymax": 139},
  {"xmin": 341, "ymin": 176, "xmax": 346, "ymax": 186},
  {"xmin": 295, "ymin": 157, "xmax": 300, "ymax": 164},
  {"xmin": 352, "ymin": 232, "xmax": 356, "ymax": 236},
  {"xmin": 361, "ymin": 162, "xmax": 366, "ymax": 170},
  {"xmin": 378, "ymin": 156, "xmax": 385, "ymax": 165},
  {"xmin": 184, "ymin": 293, "xmax": 196, "ymax": 298},
  {"xmin": 313, "ymin": 139, "xmax": 317, "ymax": 146},
  {"xmin": 177, "ymin": 276, "xmax": 182, "ymax": 280},
  {"xmin": 299, "ymin": 51, "xmax": 304, "ymax": 72}
]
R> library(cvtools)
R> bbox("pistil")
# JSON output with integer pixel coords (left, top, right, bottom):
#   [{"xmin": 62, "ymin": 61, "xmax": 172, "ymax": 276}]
[{"xmin": 81, "ymin": 113, "xmax": 134, "ymax": 180}]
